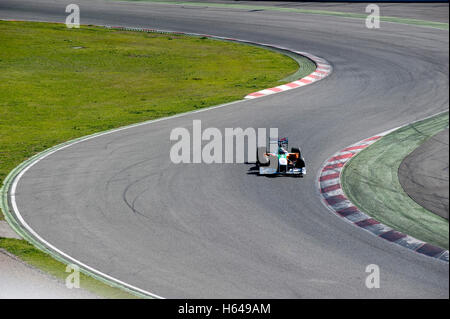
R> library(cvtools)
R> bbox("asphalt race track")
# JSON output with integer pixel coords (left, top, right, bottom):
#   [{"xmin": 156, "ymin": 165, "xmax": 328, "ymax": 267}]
[{"xmin": 1, "ymin": 0, "xmax": 449, "ymax": 298}]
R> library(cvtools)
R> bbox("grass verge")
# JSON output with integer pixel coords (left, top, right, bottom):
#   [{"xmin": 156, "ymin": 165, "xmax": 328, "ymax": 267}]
[
  {"xmin": 341, "ymin": 113, "xmax": 449, "ymax": 250},
  {"xmin": 0, "ymin": 20, "xmax": 306, "ymax": 297}
]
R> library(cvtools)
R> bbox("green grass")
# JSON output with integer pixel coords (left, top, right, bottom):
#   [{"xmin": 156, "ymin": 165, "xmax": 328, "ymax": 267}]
[
  {"xmin": 0, "ymin": 20, "xmax": 306, "ymax": 220},
  {"xmin": 116, "ymin": 0, "xmax": 449, "ymax": 30},
  {"xmin": 0, "ymin": 20, "xmax": 307, "ymax": 298},
  {"xmin": 0, "ymin": 237, "xmax": 140, "ymax": 298},
  {"xmin": 341, "ymin": 113, "xmax": 449, "ymax": 249}
]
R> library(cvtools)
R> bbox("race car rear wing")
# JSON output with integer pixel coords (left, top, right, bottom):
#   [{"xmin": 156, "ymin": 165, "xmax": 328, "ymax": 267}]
[{"xmin": 268, "ymin": 137, "xmax": 288, "ymax": 153}]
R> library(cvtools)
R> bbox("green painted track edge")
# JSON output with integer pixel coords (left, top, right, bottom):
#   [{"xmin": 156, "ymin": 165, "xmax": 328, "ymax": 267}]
[{"xmin": 341, "ymin": 112, "xmax": 450, "ymax": 250}]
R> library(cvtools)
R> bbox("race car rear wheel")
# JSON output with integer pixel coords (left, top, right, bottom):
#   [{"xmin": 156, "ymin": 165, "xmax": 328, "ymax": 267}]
[
  {"xmin": 257, "ymin": 146, "xmax": 269, "ymax": 166},
  {"xmin": 291, "ymin": 147, "xmax": 305, "ymax": 169},
  {"xmin": 291, "ymin": 147, "xmax": 301, "ymax": 156}
]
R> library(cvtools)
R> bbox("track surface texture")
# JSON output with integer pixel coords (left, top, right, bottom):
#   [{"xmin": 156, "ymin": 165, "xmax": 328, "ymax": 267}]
[
  {"xmin": 1, "ymin": 0, "xmax": 449, "ymax": 298},
  {"xmin": 399, "ymin": 128, "xmax": 449, "ymax": 220}
]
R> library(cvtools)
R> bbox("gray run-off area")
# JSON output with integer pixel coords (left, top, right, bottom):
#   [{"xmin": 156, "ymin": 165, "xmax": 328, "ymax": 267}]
[{"xmin": 399, "ymin": 128, "xmax": 449, "ymax": 220}]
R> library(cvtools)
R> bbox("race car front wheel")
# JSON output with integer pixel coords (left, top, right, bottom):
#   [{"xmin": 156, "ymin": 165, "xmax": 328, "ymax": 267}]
[{"xmin": 256, "ymin": 146, "xmax": 270, "ymax": 166}]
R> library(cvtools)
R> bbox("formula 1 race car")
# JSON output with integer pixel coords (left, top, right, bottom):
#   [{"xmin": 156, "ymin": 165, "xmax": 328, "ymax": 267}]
[{"xmin": 256, "ymin": 137, "xmax": 306, "ymax": 177}]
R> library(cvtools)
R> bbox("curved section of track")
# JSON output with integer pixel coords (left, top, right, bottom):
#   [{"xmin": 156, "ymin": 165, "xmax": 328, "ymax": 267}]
[{"xmin": 1, "ymin": 0, "xmax": 449, "ymax": 298}]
